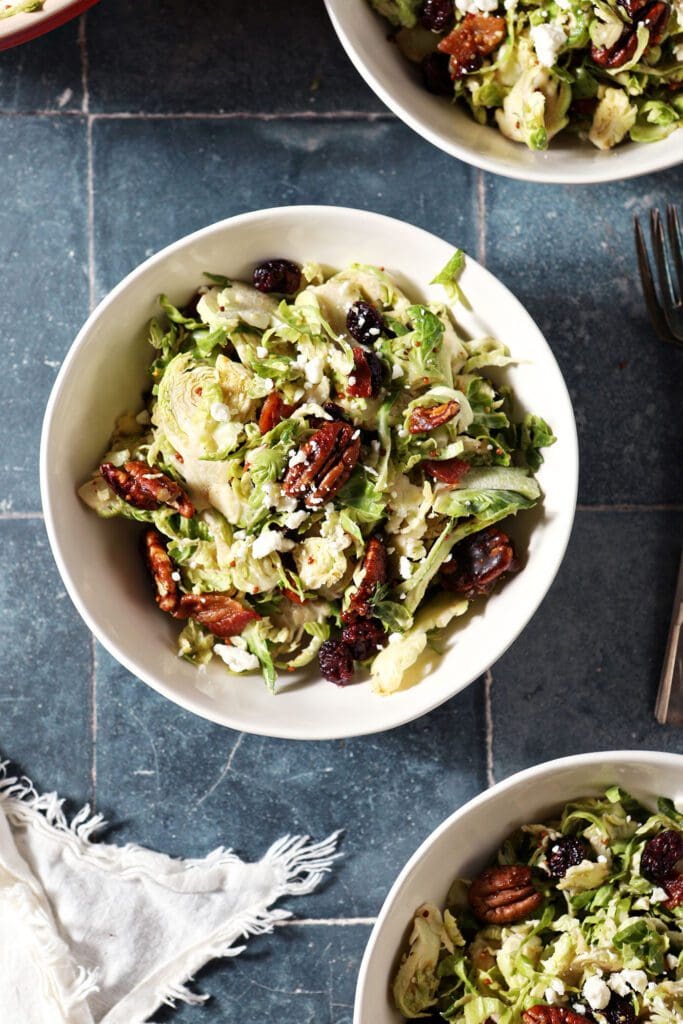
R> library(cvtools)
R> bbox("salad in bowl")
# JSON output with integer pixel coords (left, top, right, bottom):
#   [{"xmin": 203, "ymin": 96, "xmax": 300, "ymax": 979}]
[
  {"xmin": 392, "ymin": 786, "xmax": 683, "ymax": 1022},
  {"xmin": 365, "ymin": 0, "xmax": 683, "ymax": 151},
  {"xmin": 78, "ymin": 254, "xmax": 554, "ymax": 696}
]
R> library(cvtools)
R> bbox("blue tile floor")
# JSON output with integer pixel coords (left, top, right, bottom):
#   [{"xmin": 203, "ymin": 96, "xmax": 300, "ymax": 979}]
[{"xmin": 0, "ymin": 2, "xmax": 681, "ymax": 1021}]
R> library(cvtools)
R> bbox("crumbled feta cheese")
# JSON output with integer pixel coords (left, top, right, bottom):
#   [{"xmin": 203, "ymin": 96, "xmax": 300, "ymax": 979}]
[
  {"xmin": 256, "ymin": 346, "xmax": 268, "ymax": 358},
  {"xmin": 348, "ymin": 376, "xmax": 357, "ymax": 387},
  {"xmin": 574, "ymin": 1006, "xmax": 586, "ymax": 1015},
  {"xmin": 530, "ymin": 22, "xmax": 567, "ymax": 67},
  {"xmin": 651, "ymin": 886, "xmax": 669, "ymax": 902},
  {"xmin": 399, "ymin": 556, "xmax": 412, "ymax": 580},
  {"xmin": 391, "ymin": 363, "xmax": 404, "ymax": 379},
  {"xmin": 612, "ymin": 970, "xmax": 647, "ymax": 995},
  {"xmin": 456, "ymin": 0, "xmax": 499, "ymax": 12},
  {"xmin": 550, "ymin": 979, "xmax": 565, "ymax": 995},
  {"xmin": 504, "ymin": 0, "xmax": 517, "ymax": 10},
  {"xmin": 583, "ymin": 976, "xmax": 611, "ymax": 1011},
  {"xmin": 284, "ymin": 509, "xmax": 309, "ymax": 530},
  {"xmin": 263, "ymin": 377, "xmax": 274, "ymax": 392},
  {"xmin": 214, "ymin": 644, "xmax": 260, "ymax": 673},
  {"xmin": 288, "ymin": 449, "xmax": 308, "ymax": 468},
  {"xmin": 597, "ymin": 855, "xmax": 607, "ymax": 863},
  {"xmin": 171, "ymin": 571, "xmax": 181, "ymax": 582},
  {"xmin": 388, "ymin": 633, "xmax": 402, "ymax": 644},
  {"xmin": 210, "ymin": 401, "xmax": 231, "ymax": 422},
  {"xmin": 252, "ymin": 528, "xmax": 295, "ymax": 559},
  {"xmin": 305, "ymin": 357, "xmax": 324, "ymax": 385}
]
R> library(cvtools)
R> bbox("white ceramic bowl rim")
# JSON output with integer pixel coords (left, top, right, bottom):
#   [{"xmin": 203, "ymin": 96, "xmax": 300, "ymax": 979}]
[
  {"xmin": 354, "ymin": 749, "xmax": 683, "ymax": 1022},
  {"xmin": 40, "ymin": 205, "xmax": 578, "ymax": 739},
  {"xmin": 324, "ymin": 0, "xmax": 683, "ymax": 184}
]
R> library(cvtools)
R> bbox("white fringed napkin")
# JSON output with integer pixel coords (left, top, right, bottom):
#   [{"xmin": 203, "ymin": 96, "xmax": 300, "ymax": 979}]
[{"xmin": 0, "ymin": 762, "xmax": 340, "ymax": 1024}]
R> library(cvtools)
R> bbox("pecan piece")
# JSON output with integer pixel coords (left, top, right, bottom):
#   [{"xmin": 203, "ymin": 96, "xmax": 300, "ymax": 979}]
[
  {"xmin": 523, "ymin": 1009, "xmax": 593, "ymax": 1024},
  {"xmin": 142, "ymin": 528, "xmax": 179, "ymax": 613},
  {"xmin": 100, "ymin": 460, "xmax": 195, "ymax": 518},
  {"xmin": 441, "ymin": 527, "xmax": 517, "ymax": 598},
  {"xmin": 423, "ymin": 457, "xmax": 470, "ymax": 487},
  {"xmin": 408, "ymin": 399, "xmax": 459, "ymax": 435},
  {"xmin": 173, "ymin": 593, "xmax": 260, "ymax": 638},
  {"xmin": 591, "ymin": 29, "xmax": 638, "ymax": 68},
  {"xmin": 438, "ymin": 14, "xmax": 506, "ymax": 78},
  {"xmin": 282, "ymin": 421, "xmax": 361, "ymax": 509},
  {"xmin": 348, "ymin": 347, "xmax": 374, "ymax": 399},
  {"xmin": 258, "ymin": 392, "xmax": 294, "ymax": 435},
  {"xmin": 637, "ymin": 0, "xmax": 671, "ymax": 45},
  {"xmin": 469, "ymin": 865, "xmax": 543, "ymax": 924},
  {"xmin": 342, "ymin": 536, "xmax": 388, "ymax": 624}
]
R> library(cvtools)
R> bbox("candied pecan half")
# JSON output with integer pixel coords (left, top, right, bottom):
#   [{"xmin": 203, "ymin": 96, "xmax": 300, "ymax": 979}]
[
  {"xmin": 341, "ymin": 617, "xmax": 388, "ymax": 661},
  {"xmin": 258, "ymin": 392, "xmax": 294, "ymax": 435},
  {"xmin": 637, "ymin": 0, "xmax": 671, "ymax": 45},
  {"xmin": 173, "ymin": 593, "xmax": 260, "ymax": 638},
  {"xmin": 101, "ymin": 461, "xmax": 195, "ymax": 518},
  {"xmin": 591, "ymin": 29, "xmax": 638, "ymax": 68},
  {"xmin": 523, "ymin": 1008, "xmax": 592, "ymax": 1024},
  {"xmin": 423, "ymin": 457, "xmax": 470, "ymax": 487},
  {"xmin": 438, "ymin": 14, "xmax": 506, "ymax": 78},
  {"xmin": 469, "ymin": 865, "xmax": 543, "ymax": 924},
  {"xmin": 319, "ymin": 638, "xmax": 355, "ymax": 685},
  {"xmin": 441, "ymin": 526, "xmax": 517, "ymax": 598},
  {"xmin": 408, "ymin": 400, "xmax": 459, "ymax": 435},
  {"xmin": 348, "ymin": 347, "xmax": 374, "ymax": 399},
  {"xmin": 342, "ymin": 536, "xmax": 389, "ymax": 624},
  {"xmin": 282, "ymin": 421, "xmax": 361, "ymax": 509},
  {"xmin": 142, "ymin": 528, "xmax": 179, "ymax": 613}
]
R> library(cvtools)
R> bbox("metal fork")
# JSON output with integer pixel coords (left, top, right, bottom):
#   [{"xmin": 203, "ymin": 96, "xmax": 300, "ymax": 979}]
[{"xmin": 634, "ymin": 205, "xmax": 683, "ymax": 347}]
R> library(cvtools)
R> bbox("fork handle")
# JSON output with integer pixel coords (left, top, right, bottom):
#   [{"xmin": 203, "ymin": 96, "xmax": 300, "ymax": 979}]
[{"xmin": 655, "ymin": 552, "xmax": 683, "ymax": 725}]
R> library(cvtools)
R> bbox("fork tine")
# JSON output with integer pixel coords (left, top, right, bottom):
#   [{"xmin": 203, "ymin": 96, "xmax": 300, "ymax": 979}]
[
  {"xmin": 649, "ymin": 208, "xmax": 683, "ymax": 344},
  {"xmin": 666, "ymin": 204, "xmax": 683, "ymax": 304},
  {"xmin": 634, "ymin": 216, "xmax": 674, "ymax": 344}
]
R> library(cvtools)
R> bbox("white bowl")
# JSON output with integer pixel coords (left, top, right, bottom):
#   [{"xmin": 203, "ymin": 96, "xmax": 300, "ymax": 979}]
[
  {"xmin": 355, "ymin": 749, "xmax": 683, "ymax": 1023},
  {"xmin": 40, "ymin": 206, "xmax": 577, "ymax": 740},
  {"xmin": 0, "ymin": 0, "xmax": 98, "ymax": 52},
  {"xmin": 325, "ymin": 0, "xmax": 683, "ymax": 184}
]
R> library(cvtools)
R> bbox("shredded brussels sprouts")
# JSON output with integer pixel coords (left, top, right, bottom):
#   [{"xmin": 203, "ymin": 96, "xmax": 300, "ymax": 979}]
[
  {"xmin": 79, "ymin": 255, "xmax": 554, "ymax": 694},
  {"xmin": 393, "ymin": 788, "xmax": 683, "ymax": 1022}
]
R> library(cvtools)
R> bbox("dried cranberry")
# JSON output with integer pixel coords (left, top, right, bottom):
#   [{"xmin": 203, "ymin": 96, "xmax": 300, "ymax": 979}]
[
  {"xmin": 341, "ymin": 618, "xmax": 388, "ymax": 661},
  {"xmin": 253, "ymin": 259, "xmax": 301, "ymax": 295},
  {"xmin": 421, "ymin": 0, "xmax": 455, "ymax": 31},
  {"xmin": 441, "ymin": 527, "xmax": 517, "ymax": 598},
  {"xmin": 365, "ymin": 350, "xmax": 386, "ymax": 396},
  {"xmin": 420, "ymin": 51, "xmax": 453, "ymax": 95},
  {"xmin": 640, "ymin": 829, "xmax": 683, "ymax": 882},
  {"xmin": 346, "ymin": 301, "xmax": 385, "ymax": 346},
  {"xmin": 319, "ymin": 639, "xmax": 355, "ymax": 685},
  {"xmin": 547, "ymin": 836, "xmax": 590, "ymax": 879},
  {"xmin": 599, "ymin": 994, "xmax": 637, "ymax": 1024},
  {"xmin": 322, "ymin": 402, "xmax": 349, "ymax": 423}
]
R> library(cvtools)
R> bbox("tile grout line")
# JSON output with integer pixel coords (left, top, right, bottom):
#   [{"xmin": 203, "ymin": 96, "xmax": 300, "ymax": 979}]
[
  {"xmin": 80, "ymin": 10, "xmax": 97, "ymax": 811},
  {"xmin": 275, "ymin": 918, "xmax": 377, "ymax": 928},
  {"xmin": 0, "ymin": 109, "xmax": 395, "ymax": 122},
  {"xmin": 476, "ymin": 170, "xmax": 486, "ymax": 266},
  {"xmin": 484, "ymin": 669, "xmax": 495, "ymax": 787}
]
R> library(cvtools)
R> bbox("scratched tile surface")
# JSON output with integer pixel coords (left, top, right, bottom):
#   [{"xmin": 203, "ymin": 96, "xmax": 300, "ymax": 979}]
[{"xmin": 1, "ymin": 1, "xmax": 682, "ymax": 1022}]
